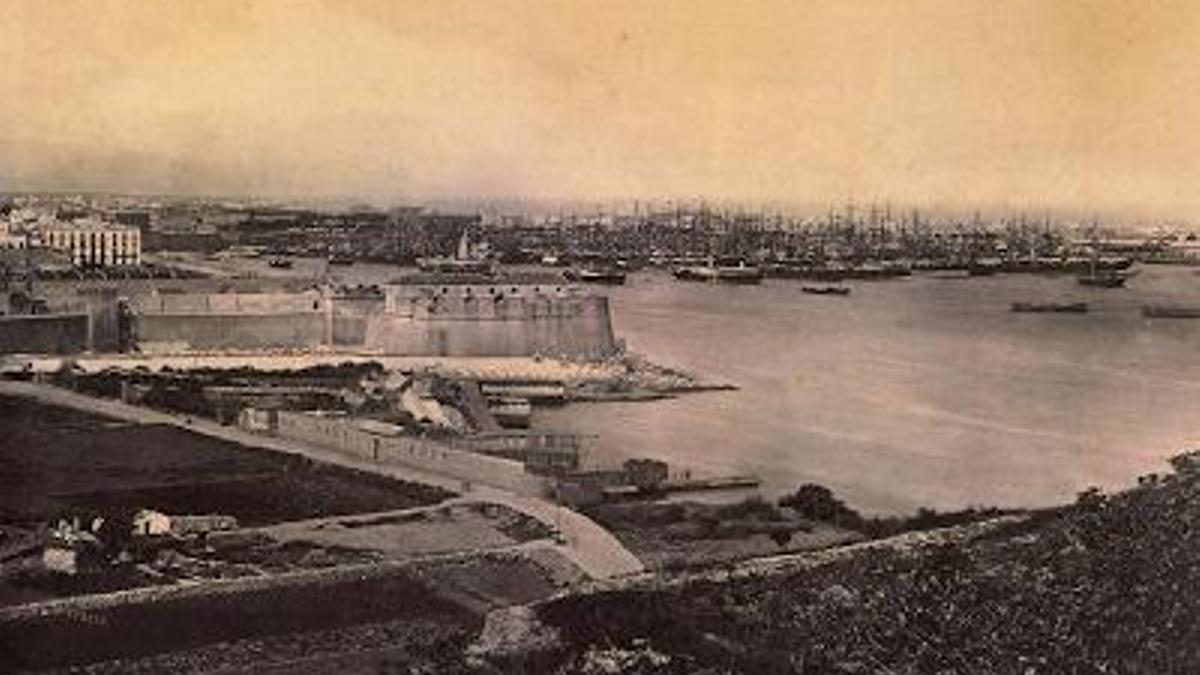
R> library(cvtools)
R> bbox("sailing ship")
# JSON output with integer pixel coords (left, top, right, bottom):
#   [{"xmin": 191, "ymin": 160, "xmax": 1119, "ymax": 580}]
[
  {"xmin": 674, "ymin": 259, "xmax": 763, "ymax": 284},
  {"xmin": 1076, "ymin": 227, "xmax": 1132, "ymax": 287},
  {"xmin": 417, "ymin": 229, "xmax": 494, "ymax": 275}
]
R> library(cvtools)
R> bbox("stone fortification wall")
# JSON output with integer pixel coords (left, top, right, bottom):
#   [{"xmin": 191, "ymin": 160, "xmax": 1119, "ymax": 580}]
[
  {"xmin": 131, "ymin": 291, "xmax": 326, "ymax": 314},
  {"xmin": 130, "ymin": 291, "xmax": 329, "ymax": 351},
  {"xmin": 34, "ymin": 278, "xmax": 317, "ymax": 309},
  {"xmin": 120, "ymin": 285, "xmax": 615, "ymax": 357},
  {"xmin": 0, "ymin": 313, "xmax": 89, "ymax": 354},
  {"xmin": 371, "ymin": 285, "xmax": 616, "ymax": 358},
  {"xmin": 384, "ymin": 282, "xmax": 578, "ymax": 316},
  {"xmin": 270, "ymin": 410, "xmax": 549, "ymax": 496},
  {"xmin": 331, "ymin": 296, "xmax": 385, "ymax": 346},
  {"xmin": 134, "ymin": 313, "xmax": 327, "ymax": 351}
]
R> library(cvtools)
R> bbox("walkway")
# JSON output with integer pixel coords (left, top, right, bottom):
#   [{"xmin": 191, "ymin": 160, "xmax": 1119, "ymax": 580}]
[{"xmin": 0, "ymin": 380, "xmax": 644, "ymax": 580}]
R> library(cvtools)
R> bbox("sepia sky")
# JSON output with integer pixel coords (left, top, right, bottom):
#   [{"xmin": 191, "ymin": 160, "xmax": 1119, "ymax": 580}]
[{"xmin": 1, "ymin": 0, "xmax": 1198, "ymax": 217}]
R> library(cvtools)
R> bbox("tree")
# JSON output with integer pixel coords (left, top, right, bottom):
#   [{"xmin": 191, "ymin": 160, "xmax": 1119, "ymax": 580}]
[
  {"xmin": 623, "ymin": 458, "xmax": 669, "ymax": 491},
  {"xmin": 779, "ymin": 483, "xmax": 862, "ymax": 528}
]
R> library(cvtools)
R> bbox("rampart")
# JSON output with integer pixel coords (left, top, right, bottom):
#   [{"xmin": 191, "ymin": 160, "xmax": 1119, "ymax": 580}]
[
  {"xmin": 134, "ymin": 313, "xmax": 328, "ymax": 351},
  {"xmin": 370, "ymin": 283, "xmax": 616, "ymax": 358},
  {"xmin": 8, "ymin": 280, "xmax": 617, "ymax": 358},
  {"xmin": 130, "ymin": 291, "xmax": 329, "ymax": 351}
]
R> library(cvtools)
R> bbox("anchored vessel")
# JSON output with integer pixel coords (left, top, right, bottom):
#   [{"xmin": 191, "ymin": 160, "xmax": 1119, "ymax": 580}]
[
  {"xmin": 674, "ymin": 260, "xmax": 763, "ymax": 284},
  {"xmin": 1076, "ymin": 270, "xmax": 1130, "ymax": 287},
  {"xmin": 566, "ymin": 267, "xmax": 627, "ymax": 285},
  {"xmin": 1142, "ymin": 305, "xmax": 1200, "ymax": 319},
  {"xmin": 801, "ymin": 285, "xmax": 851, "ymax": 296},
  {"xmin": 416, "ymin": 229, "xmax": 495, "ymax": 275},
  {"xmin": 1011, "ymin": 301, "xmax": 1089, "ymax": 313}
]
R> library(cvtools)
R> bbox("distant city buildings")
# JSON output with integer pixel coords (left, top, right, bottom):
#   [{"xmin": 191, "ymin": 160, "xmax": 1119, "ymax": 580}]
[
  {"xmin": 41, "ymin": 219, "xmax": 142, "ymax": 267},
  {"xmin": 0, "ymin": 220, "xmax": 27, "ymax": 250}
]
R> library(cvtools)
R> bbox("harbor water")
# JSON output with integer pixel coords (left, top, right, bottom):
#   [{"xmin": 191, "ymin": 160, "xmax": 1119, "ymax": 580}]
[{"xmin": 535, "ymin": 266, "xmax": 1200, "ymax": 514}]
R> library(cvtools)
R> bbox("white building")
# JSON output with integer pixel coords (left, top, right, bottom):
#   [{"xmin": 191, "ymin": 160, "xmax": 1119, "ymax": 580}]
[
  {"xmin": 41, "ymin": 218, "xmax": 142, "ymax": 267},
  {"xmin": 131, "ymin": 508, "xmax": 238, "ymax": 536},
  {"xmin": 0, "ymin": 229, "xmax": 26, "ymax": 250}
]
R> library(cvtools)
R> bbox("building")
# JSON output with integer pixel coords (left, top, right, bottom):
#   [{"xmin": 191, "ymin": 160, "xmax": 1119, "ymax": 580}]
[
  {"xmin": 0, "ymin": 232, "xmax": 26, "ymax": 250},
  {"xmin": 131, "ymin": 509, "xmax": 238, "ymax": 536},
  {"xmin": 41, "ymin": 518, "xmax": 105, "ymax": 575},
  {"xmin": 41, "ymin": 218, "xmax": 142, "ymax": 267}
]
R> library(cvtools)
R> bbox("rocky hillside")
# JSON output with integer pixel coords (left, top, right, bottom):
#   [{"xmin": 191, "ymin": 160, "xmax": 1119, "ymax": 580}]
[{"xmin": 466, "ymin": 452, "xmax": 1200, "ymax": 674}]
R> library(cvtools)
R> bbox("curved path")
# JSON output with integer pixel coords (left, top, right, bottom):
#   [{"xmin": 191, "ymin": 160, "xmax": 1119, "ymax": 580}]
[{"xmin": 0, "ymin": 379, "xmax": 644, "ymax": 580}]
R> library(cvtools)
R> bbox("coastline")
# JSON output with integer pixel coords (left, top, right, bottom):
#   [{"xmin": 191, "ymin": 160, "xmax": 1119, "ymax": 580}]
[{"xmin": 3, "ymin": 350, "xmax": 737, "ymax": 401}]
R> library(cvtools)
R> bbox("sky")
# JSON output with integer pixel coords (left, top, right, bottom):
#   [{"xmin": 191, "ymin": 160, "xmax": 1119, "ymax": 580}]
[{"xmin": 1, "ymin": 0, "xmax": 1198, "ymax": 217}]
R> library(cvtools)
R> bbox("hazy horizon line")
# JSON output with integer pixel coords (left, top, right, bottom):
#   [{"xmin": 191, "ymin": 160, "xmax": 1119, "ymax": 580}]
[{"xmin": 4, "ymin": 184, "xmax": 1196, "ymax": 226}]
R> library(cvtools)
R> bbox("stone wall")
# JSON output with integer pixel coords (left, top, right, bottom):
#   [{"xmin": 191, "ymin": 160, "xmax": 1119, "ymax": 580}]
[
  {"xmin": 125, "ymin": 286, "xmax": 616, "ymax": 358},
  {"xmin": 0, "ymin": 313, "xmax": 89, "ymax": 355},
  {"xmin": 365, "ymin": 293, "xmax": 616, "ymax": 358},
  {"xmin": 269, "ymin": 410, "xmax": 550, "ymax": 496},
  {"xmin": 134, "ymin": 313, "xmax": 327, "ymax": 351},
  {"xmin": 331, "ymin": 296, "xmax": 384, "ymax": 347}
]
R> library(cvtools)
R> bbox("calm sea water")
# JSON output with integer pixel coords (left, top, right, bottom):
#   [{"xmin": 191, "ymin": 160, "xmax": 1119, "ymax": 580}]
[{"xmin": 534, "ymin": 266, "xmax": 1200, "ymax": 514}]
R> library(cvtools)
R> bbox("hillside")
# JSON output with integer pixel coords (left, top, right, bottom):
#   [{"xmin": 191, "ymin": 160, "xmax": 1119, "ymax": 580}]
[{"xmin": 466, "ymin": 452, "xmax": 1200, "ymax": 674}]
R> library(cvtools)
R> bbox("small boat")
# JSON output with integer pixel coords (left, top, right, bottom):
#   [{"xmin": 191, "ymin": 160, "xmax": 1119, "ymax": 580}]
[
  {"xmin": 716, "ymin": 264, "xmax": 763, "ymax": 284},
  {"xmin": 968, "ymin": 259, "xmax": 1002, "ymax": 276},
  {"xmin": 417, "ymin": 257, "xmax": 493, "ymax": 274},
  {"xmin": 926, "ymin": 269, "xmax": 971, "ymax": 280},
  {"xmin": 1076, "ymin": 271, "xmax": 1128, "ymax": 288},
  {"xmin": 1142, "ymin": 305, "xmax": 1200, "ymax": 319},
  {"xmin": 267, "ymin": 257, "xmax": 293, "ymax": 269},
  {"xmin": 567, "ymin": 268, "xmax": 627, "ymax": 285},
  {"xmin": 802, "ymin": 285, "xmax": 851, "ymax": 296},
  {"xmin": 327, "ymin": 253, "xmax": 355, "ymax": 266},
  {"xmin": 1011, "ymin": 302, "xmax": 1089, "ymax": 313}
]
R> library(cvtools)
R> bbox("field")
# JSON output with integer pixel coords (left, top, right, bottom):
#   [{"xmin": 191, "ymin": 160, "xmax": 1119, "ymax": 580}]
[
  {"xmin": 0, "ymin": 565, "xmax": 477, "ymax": 673},
  {"xmin": 0, "ymin": 392, "xmax": 585, "ymax": 672},
  {"xmin": 0, "ymin": 394, "xmax": 452, "ymax": 526},
  {"xmin": 0, "ymin": 549, "xmax": 585, "ymax": 673}
]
